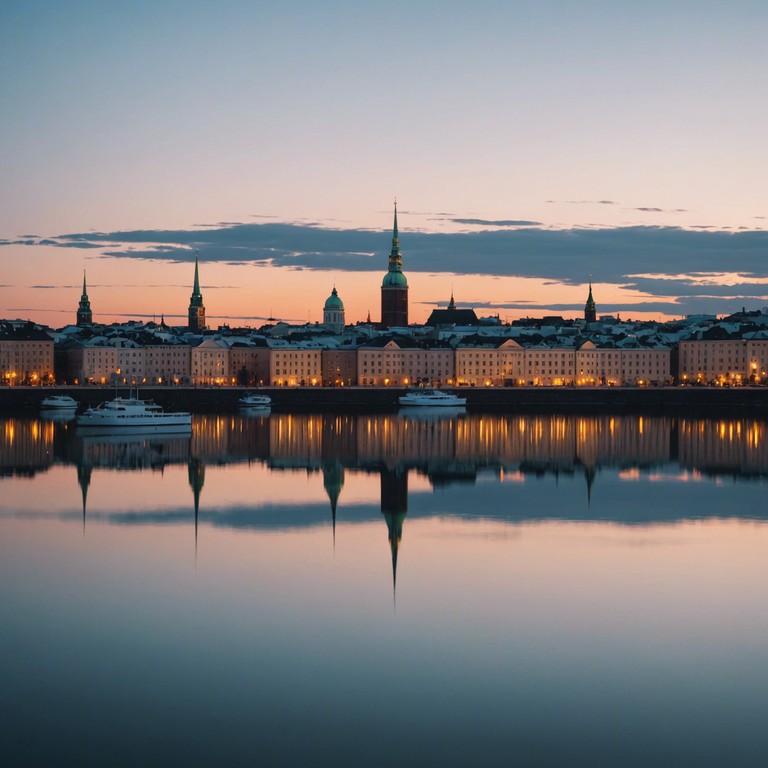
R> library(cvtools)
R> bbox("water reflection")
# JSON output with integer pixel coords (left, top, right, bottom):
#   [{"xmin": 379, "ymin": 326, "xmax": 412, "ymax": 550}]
[
  {"xmin": 2, "ymin": 411, "xmax": 766, "ymax": 484},
  {"xmin": 3, "ymin": 412, "xmax": 768, "ymax": 766}
]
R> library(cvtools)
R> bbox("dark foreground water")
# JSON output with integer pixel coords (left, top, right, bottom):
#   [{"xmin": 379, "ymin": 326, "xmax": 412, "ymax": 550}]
[{"xmin": 2, "ymin": 411, "xmax": 768, "ymax": 767}]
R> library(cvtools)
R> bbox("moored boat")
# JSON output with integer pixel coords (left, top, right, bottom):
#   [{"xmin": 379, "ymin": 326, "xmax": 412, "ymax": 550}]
[
  {"xmin": 76, "ymin": 396, "xmax": 191, "ymax": 429},
  {"xmin": 398, "ymin": 388, "xmax": 467, "ymax": 407},
  {"xmin": 238, "ymin": 392, "xmax": 272, "ymax": 408},
  {"xmin": 40, "ymin": 394, "xmax": 78, "ymax": 409}
]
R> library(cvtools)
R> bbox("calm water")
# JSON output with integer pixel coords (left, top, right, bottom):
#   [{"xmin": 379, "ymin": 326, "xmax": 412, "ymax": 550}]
[{"xmin": 2, "ymin": 410, "xmax": 768, "ymax": 767}]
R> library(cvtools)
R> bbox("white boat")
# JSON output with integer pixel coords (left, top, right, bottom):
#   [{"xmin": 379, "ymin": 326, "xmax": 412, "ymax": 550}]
[
  {"xmin": 40, "ymin": 394, "xmax": 78, "ymax": 409},
  {"xmin": 238, "ymin": 392, "xmax": 272, "ymax": 408},
  {"xmin": 76, "ymin": 396, "xmax": 192, "ymax": 430},
  {"xmin": 398, "ymin": 388, "xmax": 467, "ymax": 407}
]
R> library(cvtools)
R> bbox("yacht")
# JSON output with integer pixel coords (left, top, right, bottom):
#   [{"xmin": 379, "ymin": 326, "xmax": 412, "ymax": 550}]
[
  {"xmin": 398, "ymin": 388, "xmax": 467, "ymax": 407},
  {"xmin": 76, "ymin": 396, "xmax": 192, "ymax": 431},
  {"xmin": 40, "ymin": 394, "xmax": 78, "ymax": 409},
  {"xmin": 238, "ymin": 392, "xmax": 272, "ymax": 408}
]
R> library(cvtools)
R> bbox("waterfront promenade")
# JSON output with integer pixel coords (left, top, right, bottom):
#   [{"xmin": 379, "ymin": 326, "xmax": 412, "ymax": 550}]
[{"xmin": 2, "ymin": 384, "xmax": 768, "ymax": 415}]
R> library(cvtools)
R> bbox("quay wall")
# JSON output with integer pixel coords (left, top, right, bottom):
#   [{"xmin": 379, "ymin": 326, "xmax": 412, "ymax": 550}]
[{"xmin": 2, "ymin": 385, "xmax": 768, "ymax": 416}]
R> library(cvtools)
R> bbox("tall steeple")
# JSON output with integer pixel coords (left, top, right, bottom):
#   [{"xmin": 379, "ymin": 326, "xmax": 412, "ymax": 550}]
[
  {"xmin": 584, "ymin": 277, "xmax": 596, "ymax": 323},
  {"xmin": 76, "ymin": 270, "xmax": 93, "ymax": 326},
  {"xmin": 380, "ymin": 199, "xmax": 409, "ymax": 328},
  {"xmin": 188, "ymin": 253, "xmax": 206, "ymax": 332},
  {"xmin": 389, "ymin": 200, "xmax": 402, "ymax": 271}
]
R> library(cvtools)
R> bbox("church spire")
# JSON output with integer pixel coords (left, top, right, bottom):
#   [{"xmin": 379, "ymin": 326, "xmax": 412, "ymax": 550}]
[
  {"xmin": 381, "ymin": 199, "xmax": 409, "ymax": 327},
  {"xmin": 192, "ymin": 253, "xmax": 201, "ymax": 297},
  {"xmin": 388, "ymin": 199, "xmax": 402, "ymax": 271},
  {"xmin": 584, "ymin": 276, "xmax": 597, "ymax": 323},
  {"xmin": 188, "ymin": 253, "xmax": 206, "ymax": 332},
  {"xmin": 77, "ymin": 269, "xmax": 93, "ymax": 326}
]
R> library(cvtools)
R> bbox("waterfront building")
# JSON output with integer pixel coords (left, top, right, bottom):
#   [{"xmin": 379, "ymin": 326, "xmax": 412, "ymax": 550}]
[
  {"xmin": 524, "ymin": 344, "xmax": 577, "ymax": 386},
  {"xmin": 269, "ymin": 346, "xmax": 323, "ymax": 386},
  {"xmin": 0, "ymin": 321, "xmax": 55, "ymax": 385},
  {"xmin": 576, "ymin": 341, "xmax": 671, "ymax": 386},
  {"xmin": 144, "ymin": 340, "xmax": 192, "ymax": 385},
  {"xmin": 357, "ymin": 337, "xmax": 454, "ymax": 386},
  {"xmin": 76, "ymin": 271, "xmax": 93, "ymax": 326},
  {"xmin": 677, "ymin": 334, "xmax": 768, "ymax": 385},
  {"xmin": 191, "ymin": 338, "xmax": 228, "ymax": 385},
  {"xmin": 228, "ymin": 341, "xmax": 270, "ymax": 387},
  {"xmin": 66, "ymin": 342, "xmax": 119, "ymax": 384},
  {"xmin": 323, "ymin": 287, "xmax": 345, "ymax": 334},
  {"xmin": 380, "ymin": 202, "xmax": 408, "ymax": 329},
  {"xmin": 321, "ymin": 347, "xmax": 358, "ymax": 387},
  {"xmin": 115, "ymin": 342, "xmax": 147, "ymax": 384},
  {"xmin": 188, "ymin": 255, "xmax": 206, "ymax": 332},
  {"xmin": 455, "ymin": 337, "xmax": 525, "ymax": 386}
]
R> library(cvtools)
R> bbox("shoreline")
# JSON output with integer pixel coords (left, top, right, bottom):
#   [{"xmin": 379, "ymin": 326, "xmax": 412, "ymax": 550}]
[{"xmin": 2, "ymin": 385, "xmax": 768, "ymax": 416}]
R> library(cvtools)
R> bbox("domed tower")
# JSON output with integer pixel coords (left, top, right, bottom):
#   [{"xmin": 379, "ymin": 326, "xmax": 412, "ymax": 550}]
[
  {"xmin": 188, "ymin": 254, "xmax": 206, "ymax": 332},
  {"xmin": 584, "ymin": 278, "xmax": 597, "ymax": 323},
  {"xmin": 323, "ymin": 286, "xmax": 345, "ymax": 333},
  {"xmin": 77, "ymin": 270, "xmax": 93, "ymax": 326},
  {"xmin": 380, "ymin": 201, "xmax": 408, "ymax": 328}
]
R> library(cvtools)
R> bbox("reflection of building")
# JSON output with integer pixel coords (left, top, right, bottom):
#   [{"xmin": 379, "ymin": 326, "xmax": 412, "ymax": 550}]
[
  {"xmin": 188, "ymin": 457, "xmax": 205, "ymax": 551},
  {"xmin": 381, "ymin": 468, "xmax": 408, "ymax": 594},
  {"xmin": 323, "ymin": 462, "xmax": 345, "ymax": 543}
]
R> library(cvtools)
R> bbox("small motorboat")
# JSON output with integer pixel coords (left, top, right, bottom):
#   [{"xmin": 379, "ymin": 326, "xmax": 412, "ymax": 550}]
[
  {"xmin": 398, "ymin": 388, "xmax": 467, "ymax": 407},
  {"xmin": 40, "ymin": 394, "xmax": 78, "ymax": 409},
  {"xmin": 238, "ymin": 392, "xmax": 272, "ymax": 408}
]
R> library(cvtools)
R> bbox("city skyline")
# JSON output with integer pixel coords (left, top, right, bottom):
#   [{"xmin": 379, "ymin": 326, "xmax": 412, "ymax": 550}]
[{"xmin": 2, "ymin": 2, "xmax": 766, "ymax": 325}]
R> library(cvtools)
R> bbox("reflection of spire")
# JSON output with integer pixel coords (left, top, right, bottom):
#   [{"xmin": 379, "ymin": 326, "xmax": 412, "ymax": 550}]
[
  {"xmin": 77, "ymin": 463, "xmax": 92, "ymax": 533},
  {"xmin": 323, "ymin": 462, "xmax": 345, "ymax": 549},
  {"xmin": 381, "ymin": 468, "xmax": 408, "ymax": 606},
  {"xmin": 585, "ymin": 464, "xmax": 596, "ymax": 506},
  {"xmin": 188, "ymin": 458, "xmax": 205, "ymax": 559}
]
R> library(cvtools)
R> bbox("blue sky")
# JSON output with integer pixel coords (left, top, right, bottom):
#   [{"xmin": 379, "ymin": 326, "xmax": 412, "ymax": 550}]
[{"xmin": 1, "ymin": 1, "xmax": 766, "ymax": 324}]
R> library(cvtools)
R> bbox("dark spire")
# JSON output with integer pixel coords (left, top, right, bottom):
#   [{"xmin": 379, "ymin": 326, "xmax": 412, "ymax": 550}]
[
  {"xmin": 77, "ymin": 463, "xmax": 92, "ymax": 533},
  {"xmin": 584, "ymin": 276, "xmax": 597, "ymax": 323},
  {"xmin": 193, "ymin": 253, "xmax": 201, "ymax": 297},
  {"xmin": 188, "ymin": 253, "xmax": 206, "ymax": 331},
  {"xmin": 77, "ymin": 269, "xmax": 93, "ymax": 326}
]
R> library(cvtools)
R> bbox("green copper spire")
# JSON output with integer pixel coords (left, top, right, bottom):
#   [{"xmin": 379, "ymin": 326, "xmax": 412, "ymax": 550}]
[
  {"xmin": 382, "ymin": 200, "xmax": 408, "ymax": 289},
  {"xmin": 191, "ymin": 253, "xmax": 202, "ymax": 303},
  {"xmin": 82, "ymin": 270, "xmax": 88, "ymax": 299}
]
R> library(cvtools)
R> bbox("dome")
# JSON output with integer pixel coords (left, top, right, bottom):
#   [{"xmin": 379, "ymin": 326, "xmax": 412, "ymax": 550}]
[
  {"xmin": 382, "ymin": 271, "xmax": 408, "ymax": 288},
  {"xmin": 324, "ymin": 287, "xmax": 344, "ymax": 310}
]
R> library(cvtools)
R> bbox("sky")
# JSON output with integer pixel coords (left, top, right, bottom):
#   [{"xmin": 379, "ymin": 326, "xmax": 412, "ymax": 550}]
[{"xmin": 1, "ymin": 0, "xmax": 767, "ymax": 326}]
